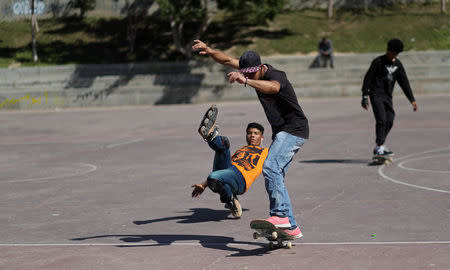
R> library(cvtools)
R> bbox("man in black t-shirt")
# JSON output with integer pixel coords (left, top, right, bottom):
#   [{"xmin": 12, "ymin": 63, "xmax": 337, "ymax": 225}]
[
  {"xmin": 192, "ymin": 40, "xmax": 309, "ymax": 239},
  {"xmin": 361, "ymin": 39, "xmax": 418, "ymax": 157}
]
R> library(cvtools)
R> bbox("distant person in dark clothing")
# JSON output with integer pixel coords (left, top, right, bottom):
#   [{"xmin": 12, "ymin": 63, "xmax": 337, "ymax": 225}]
[
  {"xmin": 318, "ymin": 37, "xmax": 334, "ymax": 68},
  {"xmin": 361, "ymin": 38, "xmax": 418, "ymax": 157}
]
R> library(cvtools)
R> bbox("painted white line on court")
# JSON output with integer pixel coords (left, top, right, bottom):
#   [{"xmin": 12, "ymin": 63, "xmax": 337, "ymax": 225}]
[
  {"xmin": 1, "ymin": 241, "xmax": 450, "ymax": 247},
  {"xmin": 392, "ymin": 146, "xmax": 450, "ymax": 162},
  {"xmin": 106, "ymin": 139, "xmax": 142, "ymax": 149},
  {"xmin": 378, "ymin": 146, "xmax": 450, "ymax": 194},
  {"xmin": 0, "ymin": 163, "xmax": 97, "ymax": 184},
  {"xmin": 379, "ymin": 167, "xmax": 450, "ymax": 194},
  {"xmin": 397, "ymin": 154, "xmax": 450, "ymax": 173}
]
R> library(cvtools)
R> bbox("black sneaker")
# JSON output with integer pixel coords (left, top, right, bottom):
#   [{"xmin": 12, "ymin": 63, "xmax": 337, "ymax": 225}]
[
  {"xmin": 374, "ymin": 146, "xmax": 394, "ymax": 157},
  {"xmin": 224, "ymin": 196, "xmax": 242, "ymax": 218},
  {"xmin": 375, "ymin": 150, "xmax": 394, "ymax": 157}
]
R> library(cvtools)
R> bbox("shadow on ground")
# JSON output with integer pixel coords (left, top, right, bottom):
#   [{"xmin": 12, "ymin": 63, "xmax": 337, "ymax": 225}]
[
  {"xmin": 300, "ymin": 159, "xmax": 369, "ymax": 164},
  {"xmin": 71, "ymin": 207, "xmax": 271, "ymax": 256},
  {"xmin": 133, "ymin": 208, "xmax": 249, "ymax": 225},
  {"xmin": 72, "ymin": 233, "xmax": 269, "ymax": 257}
]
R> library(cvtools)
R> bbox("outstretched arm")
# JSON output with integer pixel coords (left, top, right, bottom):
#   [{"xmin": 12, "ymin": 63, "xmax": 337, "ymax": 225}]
[
  {"xmin": 192, "ymin": 40, "xmax": 239, "ymax": 69},
  {"xmin": 191, "ymin": 180, "xmax": 208, "ymax": 198}
]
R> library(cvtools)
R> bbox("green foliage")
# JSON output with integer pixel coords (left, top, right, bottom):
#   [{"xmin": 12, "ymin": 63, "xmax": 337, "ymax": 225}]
[
  {"xmin": 231, "ymin": 3, "xmax": 450, "ymax": 56},
  {"xmin": 156, "ymin": 0, "xmax": 288, "ymax": 57},
  {"xmin": 217, "ymin": 0, "xmax": 288, "ymax": 25},
  {"xmin": 0, "ymin": 2, "xmax": 448, "ymax": 67},
  {"xmin": 157, "ymin": 0, "xmax": 205, "ymax": 20},
  {"xmin": 67, "ymin": 0, "xmax": 96, "ymax": 18}
]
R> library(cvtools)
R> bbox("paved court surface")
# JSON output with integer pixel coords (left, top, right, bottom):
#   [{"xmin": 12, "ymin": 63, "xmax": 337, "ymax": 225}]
[{"xmin": 1, "ymin": 94, "xmax": 449, "ymax": 269}]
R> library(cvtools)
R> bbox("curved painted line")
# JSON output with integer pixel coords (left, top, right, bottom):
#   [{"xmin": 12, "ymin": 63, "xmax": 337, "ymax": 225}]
[
  {"xmin": 106, "ymin": 139, "xmax": 142, "ymax": 149},
  {"xmin": 397, "ymin": 154, "xmax": 450, "ymax": 173},
  {"xmin": 1, "ymin": 163, "xmax": 97, "ymax": 184},
  {"xmin": 378, "ymin": 146, "xmax": 450, "ymax": 194}
]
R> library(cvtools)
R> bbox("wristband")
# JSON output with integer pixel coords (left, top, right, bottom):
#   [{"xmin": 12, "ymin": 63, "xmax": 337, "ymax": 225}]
[{"xmin": 244, "ymin": 77, "xmax": 248, "ymax": 87}]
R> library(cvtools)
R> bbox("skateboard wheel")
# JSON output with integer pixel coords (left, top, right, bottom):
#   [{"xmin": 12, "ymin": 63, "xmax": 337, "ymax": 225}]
[
  {"xmin": 253, "ymin": 232, "xmax": 259, "ymax": 240},
  {"xmin": 286, "ymin": 241, "xmax": 292, "ymax": 249},
  {"xmin": 207, "ymin": 110, "xmax": 214, "ymax": 118},
  {"xmin": 203, "ymin": 118, "xmax": 209, "ymax": 125},
  {"xmin": 271, "ymin": 231, "xmax": 278, "ymax": 239}
]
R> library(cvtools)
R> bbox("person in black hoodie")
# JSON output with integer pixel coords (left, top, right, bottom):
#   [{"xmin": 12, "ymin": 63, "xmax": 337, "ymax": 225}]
[{"xmin": 361, "ymin": 39, "xmax": 418, "ymax": 157}]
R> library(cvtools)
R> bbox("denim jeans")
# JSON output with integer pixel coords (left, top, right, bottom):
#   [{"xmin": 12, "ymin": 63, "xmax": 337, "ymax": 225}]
[
  {"xmin": 207, "ymin": 136, "xmax": 246, "ymax": 203},
  {"xmin": 263, "ymin": 131, "xmax": 306, "ymax": 229}
]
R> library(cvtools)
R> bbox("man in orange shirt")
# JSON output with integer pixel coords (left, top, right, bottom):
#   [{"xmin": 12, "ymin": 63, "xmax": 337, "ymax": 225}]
[{"xmin": 192, "ymin": 106, "xmax": 268, "ymax": 218}]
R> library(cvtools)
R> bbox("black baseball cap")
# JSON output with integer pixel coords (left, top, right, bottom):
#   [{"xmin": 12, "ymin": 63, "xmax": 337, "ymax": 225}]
[{"xmin": 239, "ymin": 51, "xmax": 261, "ymax": 74}]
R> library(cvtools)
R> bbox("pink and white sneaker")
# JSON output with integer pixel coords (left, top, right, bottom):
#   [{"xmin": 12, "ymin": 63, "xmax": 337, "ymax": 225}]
[
  {"xmin": 283, "ymin": 226, "xmax": 303, "ymax": 239},
  {"xmin": 265, "ymin": 216, "xmax": 291, "ymax": 228}
]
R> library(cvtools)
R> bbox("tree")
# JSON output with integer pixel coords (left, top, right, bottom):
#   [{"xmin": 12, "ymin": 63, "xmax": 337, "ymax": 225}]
[
  {"xmin": 30, "ymin": 0, "xmax": 38, "ymax": 62},
  {"xmin": 64, "ymin": 0, "xmax": 96, "ymax": 18},
  {"xmin": 442, "ymin": 0, "xmax": 446, "ymax": 14},
  {"xmin": 156, "ymin": 0, "xmax": 288, "ymax": 59},
  {"xmin": 121, "ymin": 0, "xmax": 154, "ymax": 55},
  {"xmin": 328, "ymin": 0, "xmax": 333, "ymax": 18}
]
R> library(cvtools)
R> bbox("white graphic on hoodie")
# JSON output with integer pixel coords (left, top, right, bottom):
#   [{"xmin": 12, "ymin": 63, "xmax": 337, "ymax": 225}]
[{"xmin": 386, "ymin": 65, "xmax": 398, "ymax": 81}]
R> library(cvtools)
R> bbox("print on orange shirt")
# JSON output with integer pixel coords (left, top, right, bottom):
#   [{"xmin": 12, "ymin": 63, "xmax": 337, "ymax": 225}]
[{"xmin": 231, "ymin": 145, "xmax": 268, "ymax": 192}]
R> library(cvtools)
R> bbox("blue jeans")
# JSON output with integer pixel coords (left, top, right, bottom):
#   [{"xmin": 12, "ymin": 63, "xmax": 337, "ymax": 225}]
[
  {"xmin": 263, "ymin": 131, "xmax": 306, "ymax": 229},
  {"xmin": 207, "ymin": 136, "xmax": 246, "ymax": 203}
]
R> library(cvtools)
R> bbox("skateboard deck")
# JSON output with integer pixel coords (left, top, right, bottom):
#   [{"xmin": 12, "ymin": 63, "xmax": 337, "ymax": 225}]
[
  {"xmin": 198, "ymin": 104, "xmax": 218, "ymax": 141},
  {"xmin": 371, "ymin": 155, "xmax": 394, "ymax": 165},
  {"xmin": 250, "ymin": 219, "xmax": 294, "ymax": 249}
]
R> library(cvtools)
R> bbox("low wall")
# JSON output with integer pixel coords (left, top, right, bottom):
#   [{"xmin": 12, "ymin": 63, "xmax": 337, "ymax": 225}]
[{"xmin": 1, "ymin": 50, "xmax": 449, "ymax": 110}]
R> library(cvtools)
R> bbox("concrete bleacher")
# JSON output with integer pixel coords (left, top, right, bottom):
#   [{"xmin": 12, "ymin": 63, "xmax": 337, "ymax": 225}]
[{"xmin": 0, "ymin": 50, "xmax": 449, "ymax": 110}]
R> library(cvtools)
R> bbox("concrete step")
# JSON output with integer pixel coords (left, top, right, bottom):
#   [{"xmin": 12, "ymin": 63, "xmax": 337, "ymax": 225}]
[{"xmin": 0, "ymin": 51, "xmax": 449, "ymax": 109}]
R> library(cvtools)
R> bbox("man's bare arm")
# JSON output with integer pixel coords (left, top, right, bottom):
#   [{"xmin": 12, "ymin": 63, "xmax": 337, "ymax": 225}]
[{"xmin": 192, "ymin": 40, "xmax": 239, "ymax": 69}]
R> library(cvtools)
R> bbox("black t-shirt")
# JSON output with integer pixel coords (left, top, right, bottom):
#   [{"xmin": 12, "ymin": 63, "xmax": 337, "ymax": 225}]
[{"xmin": 256, "ymin": 65, "xmax": 309, "ymax": 139}]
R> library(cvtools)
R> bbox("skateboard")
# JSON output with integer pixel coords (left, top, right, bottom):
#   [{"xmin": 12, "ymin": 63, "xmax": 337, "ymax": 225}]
[
  {"xmin": 250, "ymin": 219, "xmax": 294, "ymax": 249},
  {"xmin": 371, "ymin": 154, "xmax": 394, "ymax": 165},
  {"xmin": 198, "ymin": 104, "xmax": 218, "ymax": 141}
]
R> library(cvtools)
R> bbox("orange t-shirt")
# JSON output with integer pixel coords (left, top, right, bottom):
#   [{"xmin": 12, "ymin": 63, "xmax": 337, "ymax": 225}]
[{"xmin": 231, "ymin": 145, "xmax": 269, "ymax": 192}]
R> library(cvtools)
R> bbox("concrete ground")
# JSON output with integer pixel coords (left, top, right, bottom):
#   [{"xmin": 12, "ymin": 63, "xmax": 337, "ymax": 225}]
[{"xmin": 0, "ymin": 94, "xmax": 449, "ymax": 269}]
